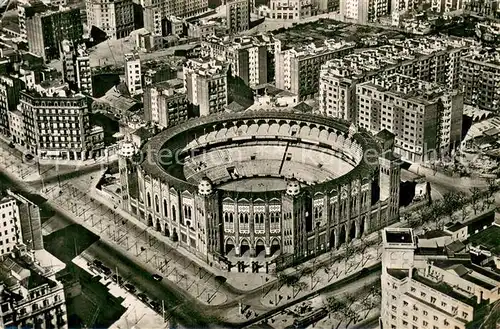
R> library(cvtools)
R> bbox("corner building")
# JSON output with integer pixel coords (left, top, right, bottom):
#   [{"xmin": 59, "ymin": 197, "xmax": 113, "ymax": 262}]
[{"xmin": 121, "ymin": 111, "xmax": 401, "ymax": 266}]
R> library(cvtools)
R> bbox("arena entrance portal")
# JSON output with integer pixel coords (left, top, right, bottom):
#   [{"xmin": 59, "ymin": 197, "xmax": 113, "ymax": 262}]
[{"xmin": 255, "ymin": 240, "xmax": 265, "ymax": 257}]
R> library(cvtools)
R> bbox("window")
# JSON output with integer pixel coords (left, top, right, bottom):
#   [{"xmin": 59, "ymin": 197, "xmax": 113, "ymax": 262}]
[
  {"xmin": 423, "ymin": 321, "xmax": 428, "ymax": 327},
  {"xmin": 462, "ymin": 312, "xmax": 468, "ymax": 319},
  {"xmin": 430, "ymin": 297, "xmax": 436, "ymax": 303},
  {"xmin": 423, "ymin": 310, "xmax": 428, "ymax": 316},
  {"xmin": 413, "ymin": 316, "xmax": 418, "ymax": 321}
]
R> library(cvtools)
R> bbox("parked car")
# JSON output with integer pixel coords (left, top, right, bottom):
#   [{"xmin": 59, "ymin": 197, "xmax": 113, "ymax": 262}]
[
  {"xmin": 100, "ymin": 266, "xmax": 112, "ymax": 276},
  {"xmin": 124, "ymin": 283, "xmax": 136, "ymax": 294},
  {"xmin": 137, "ymin": 293, "xmax": 148, "ymax": 302},
  {"xmin": 152, "ymin": 274, "xmax": 163, "ymax": 281},
  {"xmin": 149, "ymin": 300, "xmax": 161, "ymax": 312},
  {"xmin": 111, "ymin": 274, "xmax": 123, "ymax": 284}
]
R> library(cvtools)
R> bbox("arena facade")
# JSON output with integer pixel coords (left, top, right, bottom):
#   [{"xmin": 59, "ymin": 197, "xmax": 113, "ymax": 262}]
[{"xmin": 119, "ymin": 111, "xmax": 401, "ymax": 266}]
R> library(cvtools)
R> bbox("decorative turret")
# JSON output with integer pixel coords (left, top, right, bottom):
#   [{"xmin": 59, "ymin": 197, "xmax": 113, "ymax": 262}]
[
  {"xmin": 286, "ymin": 177, "xmax": 301, "ymax": 197},
  {"xmin": 198, "ymin": 177, "xmax": 213, "ymax": 196}
]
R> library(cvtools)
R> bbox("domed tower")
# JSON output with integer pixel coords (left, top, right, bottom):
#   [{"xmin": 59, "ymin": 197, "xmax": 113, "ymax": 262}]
[
  {"xmin": 118, "ymin": 138, "xmax": 138, "ymax": 212},
  {"xmin": 198, "ymin": 177, "xmax": 213, "ymax": 196},
  {"xmin": 196, "ymin": 177, "xmax": 223, "ymax": 257},
  {"xmin": 286, "ymin": 177, "xmax": 301, "ymax": 197}
]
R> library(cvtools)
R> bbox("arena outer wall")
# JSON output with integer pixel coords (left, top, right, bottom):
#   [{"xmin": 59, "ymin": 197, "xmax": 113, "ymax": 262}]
[{"xmin": 119, "ymin": 111, "xmax": 401, "ymax": 269}]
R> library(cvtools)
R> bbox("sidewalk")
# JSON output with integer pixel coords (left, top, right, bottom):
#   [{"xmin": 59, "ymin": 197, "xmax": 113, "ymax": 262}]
[
  {"xmin": 72, "ymin": 255, "xmax": 169, "ymax": 329},
  {"xmin": 407, "ymin": 163, "xmax": 488, "ymax": 191},
  {"xmin": 77, "ymin": 174, "xmax": 272, "ymax": 293}
]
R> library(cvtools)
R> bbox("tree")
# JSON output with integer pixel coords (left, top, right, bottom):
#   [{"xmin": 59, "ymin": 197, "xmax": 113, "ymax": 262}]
[
  {"xmin": 441, "ymin": 191, "xmax": 466, "ymax": 220},
  {"xmin": 470, "ymin": 187, "xmax": 482, "ymax": 215},
  {"xmin": 486, "ymin": 178, "xmax": 499, "ymax": 198},
  {"xmin": 291, "ymin": 280, "xmax": 307, "ymax": 298}
]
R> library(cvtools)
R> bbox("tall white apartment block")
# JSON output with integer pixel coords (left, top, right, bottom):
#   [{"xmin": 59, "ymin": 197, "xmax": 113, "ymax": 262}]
[
  {"xmin": 381, "ymin": 227, "xmax": 500, "ymax": 329},
  {"xmin": 319, "ymin": 36, "xmax": 474, "ymax": 123},
  {"xmin": 0, "ymin": 197, "xmax": 21, "ymax": 257},
  {"xmin": 183, "ymin": 58, "xmax": 228, "ymax": 117},
  {"xmin": 391, "ymin": 0, "xmax": 420, "ymax": 14},
  {"xmin": 356, "ymin": 74, "xmax": 463, "ymax": 162},
  {"xmin": 125, "ymin": 53, "xmax": 142, "ymax": 95},
  {"xmin": 201, "ymin": 35, "xmax": 273, "ymax": 88},
  {"xmin": 256, "ymin": 0, "xmax": 315, "ymax": 20},
  {"xmin": 275, "ymin": 38, "xmax": 355, "ymax": 100},
  {"xmin": 340, "ymin": 0, "xmax": 388, "ymax": 24},
  {"xmin": 86, "ymin": 0, "xmax": 134, "ymax": 39}
]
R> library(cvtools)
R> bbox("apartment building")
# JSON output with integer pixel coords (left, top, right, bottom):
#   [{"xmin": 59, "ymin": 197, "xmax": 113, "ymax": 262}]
[
  {"xmin": 391, "ymin": 0, "xmax": 420, "ymax": 14},
  {"xmin": 18, "ymin": 83, "xmax": 104, "ymax": 161},
  {"xmin": 357, "ymin": 74, "xmax": 463, "ymax": 162},
  {"xmin": 61, "ymin": 40, "xmax": 92, "ymax": 96},
  {"xmin": 381, "ymin": 228, "xmax": 500, "ymax": 329},
  {"xmin": 141, "ymin": 0, "xmax": 208, "ymax": 36},
  {"xmin": 227, "ymin": 0, "xmax": 250, "ymax": 33},
  {"xmin": 319, "ymin": 36, "xmax": 474, "ymax": 122},
  {"xmin": 431, "ymin": 0, "xmax": 467, "ymax": 12},
  {"xmin": 275, "ymin": 38, "xmax": 355, "ymax": 100},
  {"xmin": 0, "ymin": 197, "xmax": 21, "ymax": 257},
  {"xmin": 0, "ymin": 256, "xmax": 68, "ymax": 329},
  {"xmin": 183, "ymin": 58, "xmax": 228, "ymax": 116},
  {"xmin": 340, "ymin": 0, "xmax": 388, "ymax": 24},
  {"xmin": 460, "ymin": 50, "xmax": 500, "ymax": 113},
  {"xmin": 256, "ymin": 0, "xmax": 315, "ymax": 20},
  {"xmin": 125, "ymin": 53, "xmax": 142, "ymax": 95},
  {"xmin": 19, "ymin": 4, "xmax": 83, "ymax": 60},
  {"xmin": 86, "ymin": 0, "xmax": 134, "ymax": 39},
  {"xmin": 0, "ymin": 75, "xmax": 23, "ymax": 136},
  {"xmin": 202, "ymin": 35, "xmax": 272, "ymax": 87},
  {"xmin": 6, "ymin": 190, "xmax": 43, "ymax": 252},
  {"xmin": 144, "ymin": 79, "xmax": 190, "ymax": 128}
]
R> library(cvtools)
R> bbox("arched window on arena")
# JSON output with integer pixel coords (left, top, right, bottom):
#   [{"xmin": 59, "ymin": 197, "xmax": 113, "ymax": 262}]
[
  {"xmin": 155, "ymin": 195, "xmax": 159, "ymax": 213},
  {"xmin": 163, "ymin": 199, "xmax": 168, "ymax": 217},
  {"xmin": 147, "ymin": 193, "xmax": 151, "ymax": 208},
  {"xmin": 187, "ymin": 207, "xmax": 192, "ymax": 219},
  {"xmin": 229, "ymin": 213, "xmax": 234, "ymax": 222},
  {"xmin": 172, "ymin": 205, "xmax": 176, "ymax": 221}
]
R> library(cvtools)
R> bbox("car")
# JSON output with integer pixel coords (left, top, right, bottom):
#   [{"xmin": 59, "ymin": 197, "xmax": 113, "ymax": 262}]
[
  {"xmin": 124, "ymin": 283, "xmax": 136, "ymax": 294},
  {"xmin": 92, "ymin": 260, "xmax": 103, "ymax": 268},
  {"xmin": 137, "ymin": 293, "xmax": 148, "ymax": 302},
  {"xmin": 100, "ymin": 266, "xmax": 112, "ymax": 276},
  {"xmin": 152, "ymin": 274, "xmax": 163, "ymax": 281},
  {"xmin": 111, "ymin": 274, "xmax": 123, "ymax": 284},
  {"xmin": 149, "ymin": 300, "xmax": 161, "ymax": 312}
]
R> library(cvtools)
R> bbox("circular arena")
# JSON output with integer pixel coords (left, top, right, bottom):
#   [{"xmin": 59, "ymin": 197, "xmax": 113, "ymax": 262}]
[{"xmin": 125, "ymin": 111, "xmax": 400, "ymax": 268}]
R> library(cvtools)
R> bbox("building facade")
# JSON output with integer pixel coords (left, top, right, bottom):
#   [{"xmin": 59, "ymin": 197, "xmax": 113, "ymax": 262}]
[
  {"xmin": 275, "ymin": 39, "xmax": 355, "ymax": 100},
  {"xmin": 61, "ymin": 40, "xmax": 93, "ymax": 95},
  {"xmin": 0, "ymin": 197, "xmax": 21, "ymax": 257},
  {"xmin": 381, "ymin": 227, "xmax": 500, "ymax": 329},
  {"xmin": 431, "ymin": 0, "xmax": 467, "ymax": 12},
  {"xmin": 183, "ymin": 58, "xmax": 228, "ymax": 117},
  {"xmin": 460, "ymin": 50, "xmax": 500, "ymax": 113},
  {"xmin": 256, "ymin": 0, "xmax": 315, "ymax": 20},
  {"xmin": 201, "ymin": 35, "xmax": 272, "ymax": 88},
  {"xmin": 226, "ymin": 0, "xmax": 250, "ymax": 33},
  {"xmin": 319, "ymin": 36, "xmax": 474, "ymax": 123},
  {"xmin": 141, "ymin": 0, "xmax": 208, "ymax": 36},
  {"xmin": 340, "ymin": 0, "xmax": 388, "ymax": 24},
  {"xmin": 20, "ymin": 5, "xmax": 83, "ymax": 60},
  {"xmin": 144, "ymin": 80, "xmax": 190, "ymax": 128},
  {"xmin": 356, "ymin": 74, "xmax": 463, "ymax": 162},
  {"xmin": 18, "ymin": 85, "xmax": 104, "ymax": 161},
  {"xmin": 125, "ymin": 53, "xmax": 142, "ymax": 95},
  {"xmin": 0, "ymin": 75, "xmax": 23, "ymax": 136},
  {"xmin": 120, "ymin": 111, "xmax": 400, "ymax": 267},
  {"xmin": 0, "ymin": 257, "xmax": 68, "ymax": 329},
  {"xmin": 86, "ymin": 0, "xmax": 134, "ymax": 39}
]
